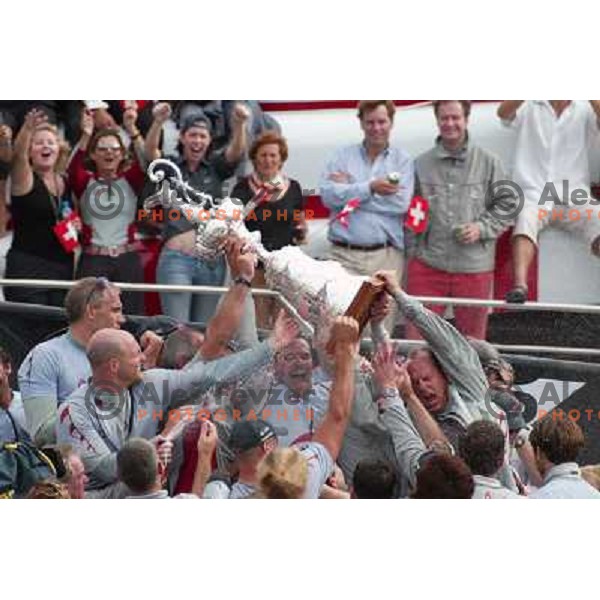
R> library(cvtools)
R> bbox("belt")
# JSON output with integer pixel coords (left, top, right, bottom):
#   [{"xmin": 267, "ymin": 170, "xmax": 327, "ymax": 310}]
[
  {"xmin": 83, "ymin": 243, "xmax": 138, "ymax": 258},
  {"xmin": 331, "ymin": 239, "xmax": 391, "ymax": 252}
]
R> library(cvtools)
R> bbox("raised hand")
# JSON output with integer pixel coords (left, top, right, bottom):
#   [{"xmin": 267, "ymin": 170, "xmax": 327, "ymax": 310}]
[
  {"xmin": 231, "ymin": 102, "xmax": 251, "ymax": 126},
  {"xmin": 225, "ymin": 237, "xmax": 256, "ymax": 281},
  {"xmin": 123, "ymin": 104, "xmax": 139, "ymax": 135},
  {"xmin": 329, "ymin": 316, "xmax": 360, "ymax": 361},
  {"xmin": 270, "ymin": 309, "xmax": 300, "ymax": 352},
  {"xmin": 369, "ymin": 291, "xmax": 392, "ymax": 325},
  {"xmin": 23, "ymin": 108, "xmax": 48, "ymax": 132},
  {"xmin": 374, "ymin": 270, "xmax": 402, "ymax": 296},
  {"xmin": 81, "ymin": 109, "xmax": 94, "ymax": 137},
  {"xmin": 152, "ymin": 102, "xmax": 172, "ymax": 124},
  {"xmin": 372, "ymin": 342, "xmax": 402, "ymax": 390},
  {"xmin": 0, "ymin": 124, "xmax": 12, "ymax": 144},
  {"xmin": 197, "ymin": 419, "xmax": 218, "ymax": 459},
  {"xmin": 140, "ymin": 330, "xmax": 164, "ymax": 370}
]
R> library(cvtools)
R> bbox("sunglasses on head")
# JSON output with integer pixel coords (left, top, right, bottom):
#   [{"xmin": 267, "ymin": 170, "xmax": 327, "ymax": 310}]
[{"xmin": 84, "ymin": 277, "xmax": 110, "ymax": 307}]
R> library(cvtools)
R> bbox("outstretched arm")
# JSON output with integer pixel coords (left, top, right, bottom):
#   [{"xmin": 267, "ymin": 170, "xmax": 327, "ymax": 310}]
[
  {"xmin": 224, "ymin": 103, "xmax": 250, "ymax": 165},
  {"xmin": 312, "ymin": 317, "xmax": 359, "ymax": 461},
  {"xmin": 144, "ymin": 102, "xmax": 171, "ymax": 162},
  {"xmin": 372, "ymin": 343, "xmax": 450, "ymax": 487},
  {"xmin": 157, "ymin": 311, "xmax": 299, "ymax": 404},
  {"xmin": 200, "ymin": 238, "xmax": 258, "ymax": 361},
  {"xmin": 192, "ymin": 420, "xmax": 218, "ymax": 497},
  {"xmin": 11, "ymin": 109, "xmax": 47, "ymax": 196},
  {"xmin": 374, "ymin": 270, "xmax": 488, "ymax": 419}
]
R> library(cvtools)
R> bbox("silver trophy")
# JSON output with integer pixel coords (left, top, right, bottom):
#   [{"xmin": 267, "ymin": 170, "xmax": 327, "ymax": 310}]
[{"xmin": 145, "ymin": 159, "xmax": 383, "ymax": 338}]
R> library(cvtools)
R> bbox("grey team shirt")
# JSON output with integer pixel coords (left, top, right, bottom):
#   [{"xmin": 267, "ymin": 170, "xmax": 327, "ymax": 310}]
[
  {"xmin": 18, "ymin": 332, "xmax": 91, "ymax": 445},
  {"xmin": 57, "ymin": 340, "xmax": 276, "ymax": 490}
]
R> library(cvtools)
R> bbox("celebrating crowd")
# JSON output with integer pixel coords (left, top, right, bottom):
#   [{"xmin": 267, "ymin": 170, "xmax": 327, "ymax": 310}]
[{"xmin": 1, "ymin": 100, "xmax": 600, "ymax": 499}]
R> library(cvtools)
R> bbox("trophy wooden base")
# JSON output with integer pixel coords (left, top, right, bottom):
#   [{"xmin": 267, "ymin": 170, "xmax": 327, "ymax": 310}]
[{"xmin": 326, "ymin": 278, "xmax": 386, "ymax": 354}]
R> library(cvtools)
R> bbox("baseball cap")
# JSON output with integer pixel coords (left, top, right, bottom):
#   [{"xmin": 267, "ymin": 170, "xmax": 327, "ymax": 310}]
[
  {"xmin": 180, "ymin": 114, "xmax": 212, "ymax": 135},
  {"xmin": 229, "ymin": 420, "xmax": 277, "ymax": 453}
]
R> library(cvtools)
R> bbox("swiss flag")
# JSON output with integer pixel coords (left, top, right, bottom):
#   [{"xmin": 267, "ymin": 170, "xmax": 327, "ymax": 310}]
[
  {"xmin": 404, "ymin": 195, "xmax": 430, "ymax": 234},
  {"xmin": 53, "ymin": 212, "xmax": 81, "ymax": 253}
]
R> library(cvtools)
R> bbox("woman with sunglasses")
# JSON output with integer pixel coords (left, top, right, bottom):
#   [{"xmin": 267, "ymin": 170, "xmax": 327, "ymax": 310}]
[
  {"xmin": 5, "ymin": 109, "xmax": 75, "ymax": 306},
  {"xmin": 69, "ymin": 107, "xmax": 146, "ymax": 315}
]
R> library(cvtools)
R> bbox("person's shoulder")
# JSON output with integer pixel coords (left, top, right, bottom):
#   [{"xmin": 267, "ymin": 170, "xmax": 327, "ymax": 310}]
[
  {"xmin": 230, "ymin": 482, "xmax": 255, "ymax": 499},
  {"xmin": 469, "ymin": 144, "xmax": 504, "ymax": 168},
  {"xmin": 296, "ymin": 440, "xmax": 331, "ymax": 462},
  {"xmin": 415, "ymin": 145, "xmax": 437, "ymax": 165},
  {"xmin": 19, "ymin": 333, "xmax": 71, "ymax": 369}
]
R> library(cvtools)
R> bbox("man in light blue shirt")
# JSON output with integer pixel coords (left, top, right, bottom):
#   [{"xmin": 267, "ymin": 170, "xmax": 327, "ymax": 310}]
[
  {"xmin": 320, "ymin": 100, "xmax": 414, "ymax": 332},
  {"xmin": 529, "ymin": 416, "xmax": 600, "ymax": 499}
]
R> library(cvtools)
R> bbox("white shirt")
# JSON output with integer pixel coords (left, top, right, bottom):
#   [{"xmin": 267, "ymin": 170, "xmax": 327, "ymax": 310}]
[
  {"xmin": 472, "ymin": 475, "xmax": 525, "ymax": 499},
  {"xmin": 503, "ymin": 101, "xmax": 600, "ymax": 203},
  {"xmin": 529, "ymin": 463, "xmax": 600, "ymax": 499}
]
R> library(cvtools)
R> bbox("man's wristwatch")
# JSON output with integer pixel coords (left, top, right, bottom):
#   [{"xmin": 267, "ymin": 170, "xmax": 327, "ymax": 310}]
[{"xmin": 233, "ymin": 276, "xmax": 252, "ymax": 288}]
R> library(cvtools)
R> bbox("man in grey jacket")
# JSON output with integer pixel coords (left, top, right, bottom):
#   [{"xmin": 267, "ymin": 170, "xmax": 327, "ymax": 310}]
[
  {"xmin": 406, "ymin": 100, "xmax": 518, "ymax": 339},
  {"xmin": 376, "ymin": 271, "xmax": 516, "ymax": 491},
  {"xmin": 56, "ymin": 313, "xmax": 299, "ymax": 497}
]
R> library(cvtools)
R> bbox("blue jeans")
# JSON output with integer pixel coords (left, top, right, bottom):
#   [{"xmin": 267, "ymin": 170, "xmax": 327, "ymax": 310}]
[{"xmin": 156, "ymin": 247, "xmax": 226, "ymax": 324}]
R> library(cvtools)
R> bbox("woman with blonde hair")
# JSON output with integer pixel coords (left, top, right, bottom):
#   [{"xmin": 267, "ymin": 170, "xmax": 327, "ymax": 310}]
[
  {"xmin": 257, "ymin": 447, "xmax": 308, "ymax": 499},
  {"xmin": 6, "ymin": 109, "xmax": 76, "ymax": 306}
]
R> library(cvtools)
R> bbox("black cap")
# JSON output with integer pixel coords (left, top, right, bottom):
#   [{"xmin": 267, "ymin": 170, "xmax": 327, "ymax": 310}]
[
  {"xmin": 229, "ymin": 420, "xmax": 277, "ymax": 453},
  {"xmin": 180, "ymin": 114, "xmax": 212, "ymax": 135}
]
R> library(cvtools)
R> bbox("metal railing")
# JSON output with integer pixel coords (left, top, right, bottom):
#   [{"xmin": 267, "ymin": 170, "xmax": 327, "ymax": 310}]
[
  {"xmin": 0, "ymin": 278, "xmax": 315, "ymax": 337},
  {"xmin": 2, "ymin": 277, "xmax": 600, "ymax": 356}
]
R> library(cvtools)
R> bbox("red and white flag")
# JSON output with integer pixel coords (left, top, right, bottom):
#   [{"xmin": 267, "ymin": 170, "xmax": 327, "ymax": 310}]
[
  {"xmin": 404, "ymin": 195, "xmax": 429, "ymax": 234},
  {"xmin": 53, "ymin": 212, "xmax": 81, "ymax": 253},
  {"xmin": 334, "ymin": 198, "xmax": 361, "ymax": 228}
]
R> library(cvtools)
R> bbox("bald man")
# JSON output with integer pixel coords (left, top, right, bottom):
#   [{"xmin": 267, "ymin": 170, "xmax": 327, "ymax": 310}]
[{"xmin": 57, "ymin": 315, "xmax": 299, "ymax": 498}]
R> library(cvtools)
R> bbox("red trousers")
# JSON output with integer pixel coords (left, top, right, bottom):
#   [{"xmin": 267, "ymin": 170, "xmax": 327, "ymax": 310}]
[{"xmin": 405, "ymin": 259, "xmax": 494, "ymax": 340}]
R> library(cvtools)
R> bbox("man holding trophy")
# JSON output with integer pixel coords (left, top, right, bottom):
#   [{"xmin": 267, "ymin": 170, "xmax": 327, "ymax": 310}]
[{"xmin": 142, "ymin": 156, "xmax": 515, "ymax": 496}]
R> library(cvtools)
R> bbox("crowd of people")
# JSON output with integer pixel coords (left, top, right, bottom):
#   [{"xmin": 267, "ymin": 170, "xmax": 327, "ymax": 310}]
[{"xmin": 1, "ymin": 99, "xmax": 600, "ymax": 499}]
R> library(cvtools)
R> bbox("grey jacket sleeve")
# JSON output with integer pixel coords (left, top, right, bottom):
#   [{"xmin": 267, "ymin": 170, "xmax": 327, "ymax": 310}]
[
  {"xmin": 152, "ymin": 340, "xmax": 275, "ymax": 409},
  {"xmin": 380, "ymin": 391, "xmax": 428, "ymax": 489},
  {"xmin": 475, "ymin": 156, "xmax": 518, "ymax": 240},
  {"xmin": 392, "ymin": 290, "xmax": 488, "ymax": 419}
]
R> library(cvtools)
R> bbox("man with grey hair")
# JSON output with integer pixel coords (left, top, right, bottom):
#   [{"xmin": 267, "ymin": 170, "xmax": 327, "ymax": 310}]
[{"xmin": 57, "ymin": 311, "xmax": 299, "ymax": 497}]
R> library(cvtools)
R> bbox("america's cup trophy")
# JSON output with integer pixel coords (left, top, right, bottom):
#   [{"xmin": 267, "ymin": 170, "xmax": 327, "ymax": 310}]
[{"xmin": 144, "ymin": 159, "xmax": 384, "ymax": 344}]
